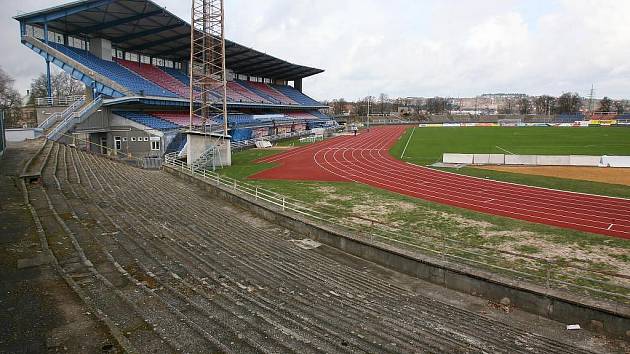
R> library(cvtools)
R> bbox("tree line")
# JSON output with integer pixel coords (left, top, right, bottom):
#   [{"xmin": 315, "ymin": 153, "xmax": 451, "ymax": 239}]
[
  {"xmin": 324, "ymin": 92, "xmax": 626, "ymax": 116},
  {"xmin": 0, "ymin": 67, "xmax": 85, "ymax": 127}
]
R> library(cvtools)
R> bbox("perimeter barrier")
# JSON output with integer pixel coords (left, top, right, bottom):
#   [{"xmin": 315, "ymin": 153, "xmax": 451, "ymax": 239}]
[{"xmin": 443, "ymin": 153, "xmax": 630, "ymax": 167}]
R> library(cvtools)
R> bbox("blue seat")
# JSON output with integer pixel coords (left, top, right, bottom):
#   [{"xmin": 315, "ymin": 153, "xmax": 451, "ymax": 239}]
[
  {"xmin": 50, "ymin": 43, "xmax": 177, "ymax": 98},
  {"xmin": 271, "ymin": 84, "xmax": 322, "ymax": 106},
  {"xmin": 114, "ymin": 111, "xmax": 180, "ymax": 130},
  {"xmin": 162, "ymin": 67, "xmax": 190, "ymax": 86},
  {"xmin": 309, "ymin": 110, "xmax": 331, "ymax": 120}
]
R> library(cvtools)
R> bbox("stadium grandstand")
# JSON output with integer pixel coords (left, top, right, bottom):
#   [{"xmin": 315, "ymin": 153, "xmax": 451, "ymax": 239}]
[{"xmin": 14, "ymin": 0, "xmax": 335, "ymax": 159}]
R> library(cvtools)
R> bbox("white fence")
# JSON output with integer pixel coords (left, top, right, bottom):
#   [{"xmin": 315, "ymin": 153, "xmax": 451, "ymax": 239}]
[
  {"xmin": 35, "ymin": 95, "xmax": 85, "ymax": 107},
  {"xmin": 443, "ymin": 153, "xmax": 630, "ymax": 168}
]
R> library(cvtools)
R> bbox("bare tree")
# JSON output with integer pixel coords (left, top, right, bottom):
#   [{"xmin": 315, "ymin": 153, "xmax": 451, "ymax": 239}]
[
  {"xmin": 517, "ymin": 98, "xmax": 532, "ymax": 115},
  {"xmin": 613, "ymin": 100, "xmax": 625, "ymax": 114},
  {"xmin": 425, "ymin": 97, "xmax": 448, "ymax": 114},
  {"xmin": 555, "ymin": 92, "xmax": 581, "ymax": 114},
  {"xmin": 28, "ymin": 71, "xmax": 85, "ymax": 103},
  {"xmin": 498, "ymin": 99, "xmax": 516, "ymax": 114},
  {"xmin": 534, "ymin": 95, "xmax": 555, "ymax": 115},
  {"xmin": 378, "ymin": 93, "xmax": 388, "ymax": 114},
  {"xmin": 0, "ymin": 67, "xmax": 24, "ymax": 127},
  {"xmin": 598, "ymin": 96, "xmax": 613, "ymax": 112},
  {"xmin": 331, "ymin": 98, "xmax": 347, "ymax": 115}
]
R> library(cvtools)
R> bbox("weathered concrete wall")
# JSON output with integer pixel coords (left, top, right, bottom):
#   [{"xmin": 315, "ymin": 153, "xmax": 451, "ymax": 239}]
[
  {"xmin": 186, "ymin": 133, "xmax": 231, "ymax": 167},
  {"xmin": 89, "ymin": 38, "xmax": 112, "ymax": 61},
  {"xmin": 164, "ymin": 165, "xmax": 630, "ymax": 339},
  {"xmin": 6, "ymin": 128, "xmax": 43, "ymax": 142}
]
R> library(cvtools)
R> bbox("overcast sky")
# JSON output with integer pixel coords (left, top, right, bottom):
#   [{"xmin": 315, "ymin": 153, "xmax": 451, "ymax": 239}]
[{"xmin": 3, "ymin": 0, "xmax": 630, "ymax": 101}]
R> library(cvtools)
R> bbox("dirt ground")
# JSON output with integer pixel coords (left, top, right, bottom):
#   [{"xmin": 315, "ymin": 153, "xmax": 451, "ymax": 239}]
[{"xmin": 474, "ymin": 165, "xmax": 630, "ymax": 186}]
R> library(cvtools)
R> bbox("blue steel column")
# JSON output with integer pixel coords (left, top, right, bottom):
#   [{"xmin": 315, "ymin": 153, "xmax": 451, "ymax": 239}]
[{"xmin": 44, "ymin": 22, "xmax": 52, "ymax": 103}]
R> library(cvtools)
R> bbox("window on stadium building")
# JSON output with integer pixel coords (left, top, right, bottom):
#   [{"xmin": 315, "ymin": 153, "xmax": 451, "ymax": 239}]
[
  {"xmin": 69, "ymin": 37, "xmax": 87, "ymax": 50},
  {"xmin": 125, "ymin": 52, "xmax": 138, "ymax": 62}
]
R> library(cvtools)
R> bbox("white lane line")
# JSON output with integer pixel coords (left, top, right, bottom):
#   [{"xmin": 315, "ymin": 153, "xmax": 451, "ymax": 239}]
[
  {"xmin": 495, "ymin": 145, "xmax": 515, "ymax": 155},
  {"xmin": 607, "ymin": 223, "xmax": 614, "ymax": 230},
  {"xmin": 400, "ymin": 127, "xmax": 416, "ymax": 159},
  {"xmin": 312, "ymin": 133, "xmax": 630, "ymax": 235}
]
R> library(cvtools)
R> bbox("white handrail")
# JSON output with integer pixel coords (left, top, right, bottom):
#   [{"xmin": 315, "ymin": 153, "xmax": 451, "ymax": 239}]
[
  {"xmin": 38, "ymin": 96, "xmax": 85, "ymax": 130},
  {"xmin": 47, "ymin": 96, "xmax": 102, "ymax": 140},
  {"xmin": 35, "ymin": 95, "xmax": 86, "ymax": 107}
]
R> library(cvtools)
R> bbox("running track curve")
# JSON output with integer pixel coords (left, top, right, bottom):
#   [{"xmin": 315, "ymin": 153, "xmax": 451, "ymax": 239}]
[{"xmin": 251, "ymin": 126, "xmax": 630, "ymax": 240}]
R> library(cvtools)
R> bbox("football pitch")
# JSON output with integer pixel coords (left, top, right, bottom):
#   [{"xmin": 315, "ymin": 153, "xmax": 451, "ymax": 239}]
[{"xmin": 391, "ymin": 126, "xmax": 630, "ymax": 166}]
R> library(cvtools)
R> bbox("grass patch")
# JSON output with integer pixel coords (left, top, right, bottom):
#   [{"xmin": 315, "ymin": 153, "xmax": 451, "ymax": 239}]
[
  {"xmin": 393, "ymin": 126, "xmax": 630, "ymax": 165},
  {"xmin": 390, "ymin": 126, "xmax": 630, "ymax": 198},
  {"xmin": 514, "ymin": 245, "xmax": 541, "ymax": 254}
]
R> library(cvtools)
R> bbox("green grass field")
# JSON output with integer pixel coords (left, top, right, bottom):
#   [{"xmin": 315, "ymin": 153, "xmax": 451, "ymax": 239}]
[
  {"xmin": 391, "ymin": 126, "xmax": 630, "ymax": 165},
  {"xmin": 390, "ymin": 127, "xmax": 630, "ymax": 198}
]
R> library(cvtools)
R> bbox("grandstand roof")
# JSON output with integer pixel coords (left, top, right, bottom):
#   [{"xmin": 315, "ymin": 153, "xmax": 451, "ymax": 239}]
[{"xmin": 14, "ymin": 0, "xmax": 324, "ymax": 79}]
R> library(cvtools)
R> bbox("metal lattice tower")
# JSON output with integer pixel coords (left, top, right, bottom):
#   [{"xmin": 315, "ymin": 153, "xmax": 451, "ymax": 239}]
[{"xmin": 189, "ymin": 0, "xmax": 228, "ymax": 136}]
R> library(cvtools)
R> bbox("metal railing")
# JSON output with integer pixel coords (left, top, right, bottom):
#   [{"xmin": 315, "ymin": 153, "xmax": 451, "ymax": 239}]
[
  {"xmin": 35, "ymin": 95, "xmax": 85, "ymax": 107},
  {"xmin": 164, "ymin": 155, "xmax": 331, "ymax": 221},
  {"xmin": 231, "ymin": 128, "xmax": 338, "ymax": 151},
  {"xmin": 47, "ymin": 96, "xmax": 102, "ymax": 141},
  {"xmin": 38, "ymin": 96, "xmax": 86, "ymax": 130},
  {"xmin": 163, "ymin": 155, "xmax": 630, "ymax": 303},
  {"xmin": 191, "ymin": 140, "xmax": 224, "ymax": 172}
]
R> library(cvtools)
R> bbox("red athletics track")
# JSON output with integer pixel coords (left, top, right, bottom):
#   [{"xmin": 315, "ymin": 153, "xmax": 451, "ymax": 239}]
[{"xmin": 250, "ymin": 126, "xmax": 630, "ymax": 240}]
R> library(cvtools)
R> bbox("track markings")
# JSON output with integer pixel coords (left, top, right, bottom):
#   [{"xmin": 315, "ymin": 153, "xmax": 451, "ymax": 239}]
[
  {"xmin": 495, "ymin": 145, "xmax": 515, "ymax": 155},
  {"xmin": 252, "ymin": 126, "xmax": 630, "ymax": 239},
  {"xmin": 400, "ymin": 127, "xmax": 416, "ymax": 159}
]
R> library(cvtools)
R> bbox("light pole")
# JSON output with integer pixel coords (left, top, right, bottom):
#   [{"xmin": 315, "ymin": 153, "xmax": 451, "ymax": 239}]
[{"xmin": 366, "ymin": 96, "xmax": 371, "ymax": 129}]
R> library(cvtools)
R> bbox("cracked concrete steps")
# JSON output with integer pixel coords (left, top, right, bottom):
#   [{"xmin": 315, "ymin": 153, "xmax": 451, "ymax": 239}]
[{"xmin": 26, "ymin": 142, "xmax": 596, "ymax": 354}]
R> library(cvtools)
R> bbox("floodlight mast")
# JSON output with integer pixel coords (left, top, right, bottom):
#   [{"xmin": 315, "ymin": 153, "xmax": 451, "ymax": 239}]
[{"xmin": 189, "ymin": 0, "xmax": 228, "ymax": 137}]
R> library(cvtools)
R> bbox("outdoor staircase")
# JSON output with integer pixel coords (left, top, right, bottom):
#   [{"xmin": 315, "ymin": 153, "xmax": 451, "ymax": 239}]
[
  {"xmin": 191, "ymin": 141, "xmax": 224, "ymax": 172},
  {"xmin": 37, "ymin": 96, "xmax": 85, "ymax": 130},
  {"xmin": 47, "ymin": 96, "xmax": 103, "ymax": 141}
]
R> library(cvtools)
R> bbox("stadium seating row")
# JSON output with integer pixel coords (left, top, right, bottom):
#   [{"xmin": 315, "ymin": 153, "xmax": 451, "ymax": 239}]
[
  {"xmin": 117, "ymin": 110, "xmax": 331, "ymax": 131},
  {"xmin": 555, "ymin": 114, "xmax": 585, "ymax": 123},
  {"xmin": 46, "ymin": 42, "xmax": 322, "ymax": 106},
  {"xmin": 50, "ymin": 43, "xmax": 178, "ymax": 98},
  {"xmin": 115, "ymin": 59, "xmax": 190, "ymax": 98},
  {"xmin": 114, "ymin": 111, "xmax": 180, "ymax": 130}
]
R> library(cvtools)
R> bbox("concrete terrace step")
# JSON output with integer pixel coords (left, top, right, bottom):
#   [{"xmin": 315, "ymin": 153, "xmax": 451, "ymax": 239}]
[{"xmin": 23, "ymin": 141, "xmax": 615, "ymax": 353}]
